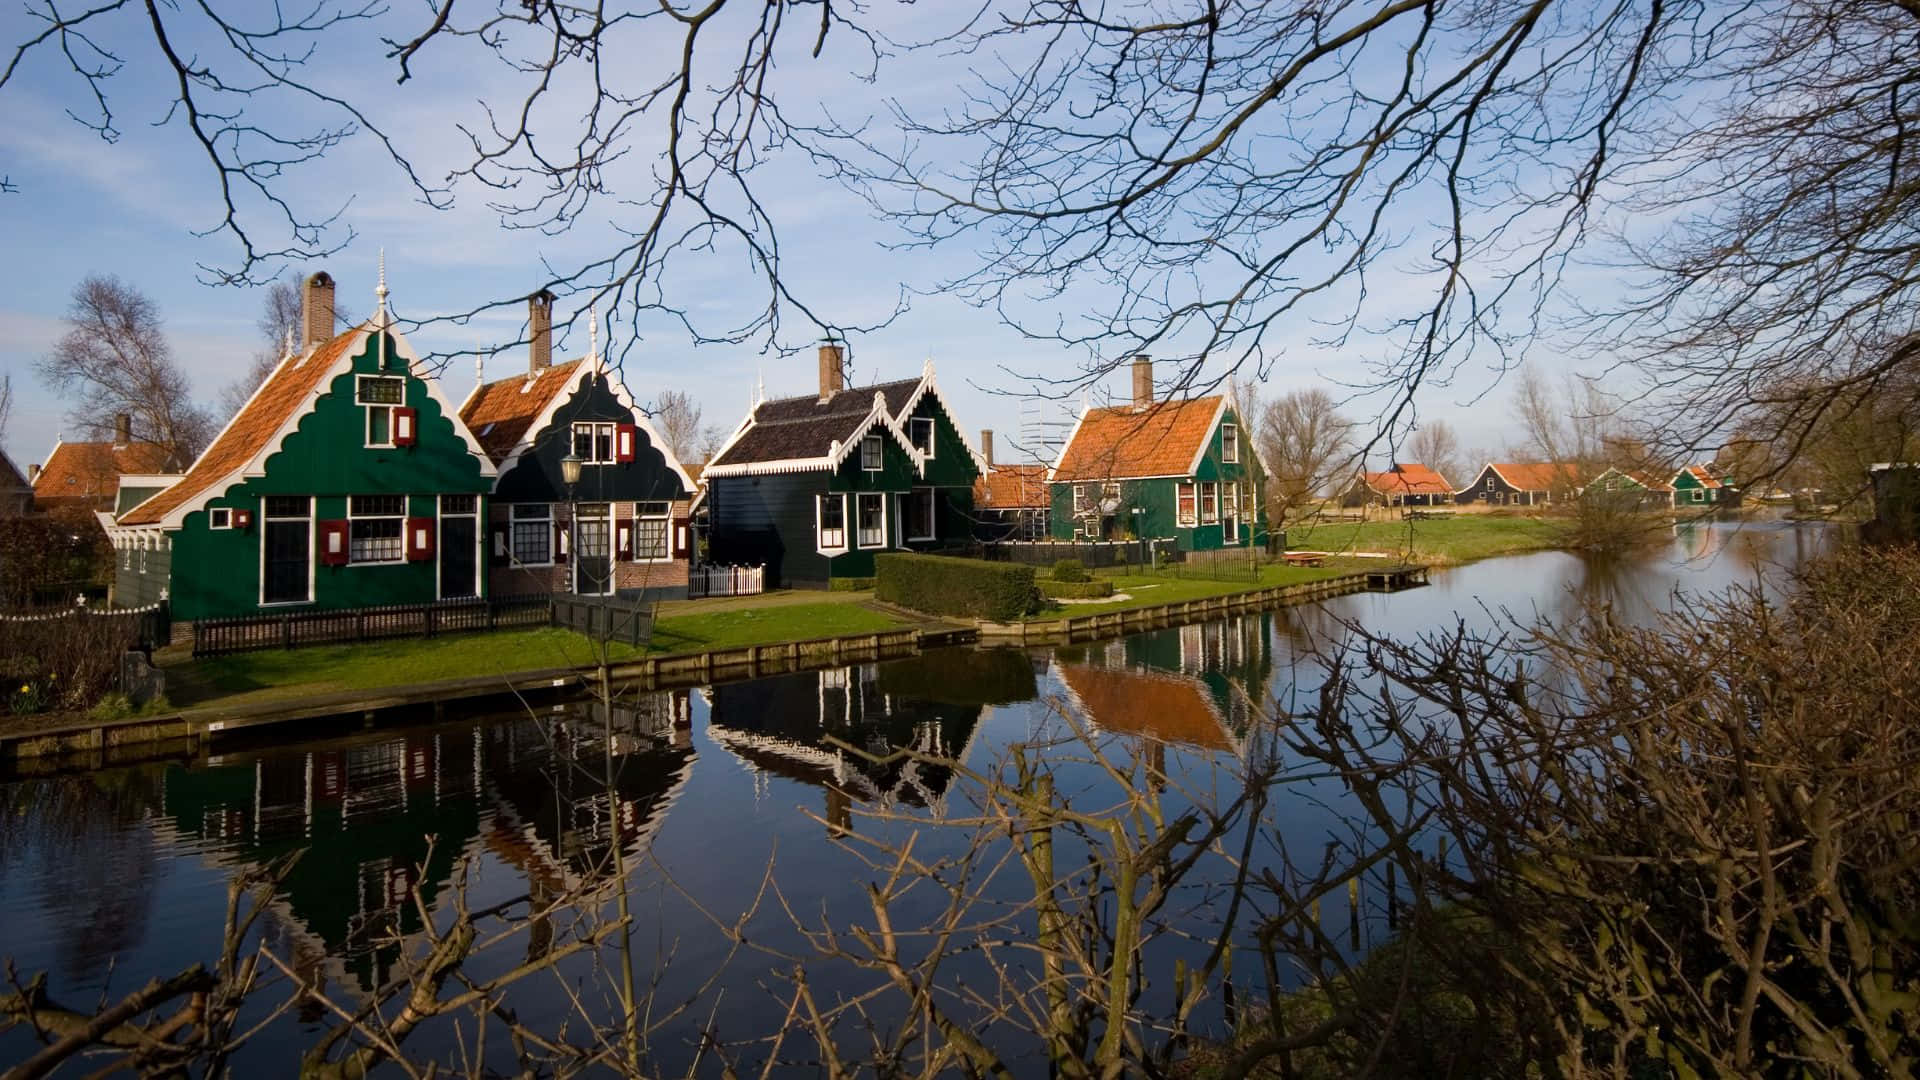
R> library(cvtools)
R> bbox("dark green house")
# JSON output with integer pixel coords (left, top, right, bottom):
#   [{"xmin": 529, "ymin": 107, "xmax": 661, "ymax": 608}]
[
  {"xmin": 110, "ymin": 271, "xmax": 497, "ymax": 619},
  {"xmin": 1669, "ymin": 464, "xmax": 1738, "ymax": 508},
  {"xmin": 703, "ymin": 348, "xmax": 984, "ymax": 587},
  {"xmin": 1046, "ymin": 357, "xmax": 1266, "ymax": 550}
]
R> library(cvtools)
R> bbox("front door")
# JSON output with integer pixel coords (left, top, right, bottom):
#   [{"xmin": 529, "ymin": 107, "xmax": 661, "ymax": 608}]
[
  {"xmin": 440, "ymin": 516, "xmax": 477, "ymax": 599},
  {"xmin": 574, "ymin": 504, "xmax": 614, "ymax": 595},
  {"xmin": 263, "ymin": 496, "xmax": 312, "ymax": 605}
]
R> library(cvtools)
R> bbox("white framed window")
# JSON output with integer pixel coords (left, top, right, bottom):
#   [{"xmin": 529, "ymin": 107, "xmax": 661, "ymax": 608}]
[
  {"xmin": 1200, "ymin": 481, "xmax": 1219, "ymax": 524},
  {"xmin": 123, "ymin": 547, "xmax": 132, "ymax": 569},
  {"xmin": 348, "ymin": 494, "xmax": 406, "ymax": 563},
  {"xmin": 1080, "ymin": 515, "xmax": 1101, "ymax": 539},
  {"xmin": 633, "ymin": 501, "xmax": 671, "ymax": 561},
  {"xmin": 817, "ymin": 494, "xmax": 848, "ymax": 551},
  {"xmin": 909, "ymin": 417, "xmax": 936, "ymax": 457},
  {"xmin": 572, "ymin": 422, "xmax": 617, "ymax": 464},
  {"xmin": 1485, "ymin": 475, "xmax": 1496, "ymax": 491},
  {"xmin": 1073, "ymin": 484, "xmax": 1089, "ymax": 514},
  {"xmin": 1176, "ymin": 481, "xmax": 1197, "ymax": 526},
  {"xmin": 856, "ymin": 492, "xmax": 886, "ymax": 548},
  {"xmin": 1221, "ymin": 423, "xmax": 1239, "ymax": 464},
  {"xmin": 907, "ymin": 488, "xmax": 937, "ymax": 540},
  {"xmin": 1223, "ymin": 484, "xmax": 1241, "ymax": 544},
  {"xmin": 209, "ymin": 507, "xmax": 233, "ymax": 529},
  {"xmin": 1690, "ymin": 489, "xmax": 1705, "ymax": 503},
  {"xmin": 511, "ymin": 503, "xmax": 553, "ymax": 565},
  {"xmin": 861, "ymin": 434, "xmax": 883, "ymax": 471},
  {"xmin": 357, "ymin": 376, "xmax": 405, "ymax": 448}
]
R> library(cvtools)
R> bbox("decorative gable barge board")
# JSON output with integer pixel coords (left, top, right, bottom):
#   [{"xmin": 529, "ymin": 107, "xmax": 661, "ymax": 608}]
[{"xmin": 111, "ymin": 326, "xmax": 497, "ymax": 620}]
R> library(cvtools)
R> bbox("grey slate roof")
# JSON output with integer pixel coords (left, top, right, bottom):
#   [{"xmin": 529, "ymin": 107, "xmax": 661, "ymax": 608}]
[{"xmin": 710, "ymin": 379, "xmax": 922, "ymax": 468}]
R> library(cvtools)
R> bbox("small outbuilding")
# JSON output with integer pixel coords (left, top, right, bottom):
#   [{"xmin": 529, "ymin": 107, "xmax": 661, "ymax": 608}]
[
  {"xmin": 1340, "ymin": 463, "xmax": 1454, "ymax": 508},
  {"xmin": 1454, "ymin": 462, "xmax": 1582, "ymax": 507}
]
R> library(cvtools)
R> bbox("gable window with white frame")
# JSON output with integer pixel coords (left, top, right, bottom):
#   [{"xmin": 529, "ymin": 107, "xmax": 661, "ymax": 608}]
[
  {"xmin": 357, "ymin": 377, "xmax": 405, "ymax": 447},
  {"xmin": 817, "ymin": 494, "xmax": 847, "ymax": 551},
  {"xmin": 909, "ymin": 417, "xmax": 936, "ymax": 458},
  {"xmin": 1073, "ymin": 484, "xmax": 1090, "ymax": 514},
  {"xmin": 572, "ymin": 422, "xmax": 617, "ymax": 464},
  {"xmin": 1176, "ymin": 481, "xmax": 1197, "ymax": 526},
  {"xmin": 907, "ymin": 488, "xmax": 937, "ymax": 541},
  {"xmin": 1221, "ymin": 422, "xmax": 1239, "ymax": 464},
  {"xmin": 511, "ymin": 503, "xmax": 552, "ymax": 565},
  {"xmin": 209, "ymin": 507, "xmax": 232, "ymax": 529},
  {"xmin": 348, "ymin": 495, "xmax": 407, "ymax": 563},
  {"xmin": 633, "ymin": 501, "xmax": 671, "ymax": 561},
  {"xmin": 860, "ymin": 434, "xmax": 884, "ymax": 471},
  {"xmin": 856, "ymin": 492, "xmax": 886, "ymax": 548}
]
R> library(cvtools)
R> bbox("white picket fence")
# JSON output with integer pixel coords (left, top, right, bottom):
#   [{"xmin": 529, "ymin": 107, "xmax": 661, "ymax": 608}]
[{"xmin": 688, "ymin": 564, "xmax": 765, "ymax": 599}]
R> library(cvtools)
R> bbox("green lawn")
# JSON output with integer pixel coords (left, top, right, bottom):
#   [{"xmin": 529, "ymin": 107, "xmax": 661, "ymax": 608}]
[
  {"xmin": 1281, "ymin": 515, "xmax": 1568, "ymax": 565},
  {"xmin": 166, "ymin": 601, "xmax": 906, "ymax": 708},
  {"xmin": 1022, "ymin": 562, "xmax": 1348, "ymax": 620}
]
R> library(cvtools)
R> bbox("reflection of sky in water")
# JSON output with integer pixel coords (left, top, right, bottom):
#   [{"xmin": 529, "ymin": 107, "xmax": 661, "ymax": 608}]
[{"xmin": 0, "ymin": 522, "xmax": 1833, "ymax": 1075}]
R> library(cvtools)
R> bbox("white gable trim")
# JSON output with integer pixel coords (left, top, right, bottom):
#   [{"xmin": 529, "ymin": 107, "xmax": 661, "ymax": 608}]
[
  {"xmin": 705, "ymin": 391, "xmax": 926, "ymax": 479},
  {"xmin": 1182, "ymin": 397, "xmax": 1232, "ymax": 478},
  {"xmin": 485, "ymin": 361, "xmax": 592, "ymax": 487},
  {"xmin": 892, "ymin": 363, "xmax": 990, "ymax": 474},
  {"xmin": 1044, "ymin": 402, "xmax": 1093, "ymax": 484}
]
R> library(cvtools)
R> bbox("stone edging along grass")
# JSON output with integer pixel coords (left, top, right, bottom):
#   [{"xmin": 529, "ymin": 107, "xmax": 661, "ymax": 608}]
[{"xmin": 979, "ymin": 571, "xmax": 1383, "ymax": 644}]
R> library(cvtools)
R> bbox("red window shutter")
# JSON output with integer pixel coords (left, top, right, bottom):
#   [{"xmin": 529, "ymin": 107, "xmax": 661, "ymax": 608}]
[
  {"xmin": 616, "ymin": 522, "xmax": 633, "ymax": 559},
  {"xmin": 393, "ymin": 407, "xmax": 418, "ymax": 447},
  {"xmin": 406, "ymin": 516, "xmax": 435, "ymax": 561},
  {"xmin": 615, "ymin": 423, "xmax": 637, "ymax": 463},
  {"xmin": 232, "ymin": 509, "xmax": 253, "ymax": 531},
  {"xmin": 553, "ymin": 520, "xmax": 569, "ymax": 563},
  {"xmin": 319, "ymin": 520, "xmax": 350, "ymax": 566},
  {"xmin": 672, "ymin": 516, "xmax": 691, "ymax": 558}
]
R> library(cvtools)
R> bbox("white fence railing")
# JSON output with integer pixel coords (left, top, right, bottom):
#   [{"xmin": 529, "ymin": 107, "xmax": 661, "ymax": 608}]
[{"xmin": 688, "ymin": 564, "xmax": 765, "ymax": 599}]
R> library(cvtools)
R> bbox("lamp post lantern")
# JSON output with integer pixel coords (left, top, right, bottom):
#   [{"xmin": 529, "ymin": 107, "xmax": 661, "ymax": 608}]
[{"xmin": 560, "ymin": 452, "xmax": 583, "ymax": 593}]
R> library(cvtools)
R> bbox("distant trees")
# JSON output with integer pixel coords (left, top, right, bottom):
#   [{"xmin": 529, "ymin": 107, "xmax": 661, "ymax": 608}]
[
  {"xmin": 652, "ymin": 389, "xmax": 723, "ymax": 465},
  {"xmin": 1406, "ymin": 420, "xmax": 1463, "ymax": 488},
  {"xmin": 1256, "ymin": 388, "xmax": 1357, "ymax": 523},
  {"xmin": 217, "ymin": 280, "xmax": 300, "ymax": 417},
  {"xmin": 38, "ymin": 276, "xmax": 212, "ymax": 465}
]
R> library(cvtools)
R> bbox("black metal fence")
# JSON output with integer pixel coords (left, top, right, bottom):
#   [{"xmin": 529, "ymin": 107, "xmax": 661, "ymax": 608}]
[
  {"xmin": 551, "ymin": 595, "xmax": 654, "ymax": 648},
  {"xmin": 192, "ymin": 595, "xmax": 552, "ymax": 657},
  {"xmin": 976, "ymin": 538, "xmax": 1184, "ymax": 570}
]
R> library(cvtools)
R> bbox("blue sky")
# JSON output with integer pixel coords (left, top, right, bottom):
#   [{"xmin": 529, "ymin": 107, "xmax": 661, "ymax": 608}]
[{"xmin": 0, "ymin": 1, "xmax": 1556, "ymax": 478}]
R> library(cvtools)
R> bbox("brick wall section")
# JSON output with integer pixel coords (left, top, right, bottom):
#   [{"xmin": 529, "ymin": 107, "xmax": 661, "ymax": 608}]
[{"xmin": 488, "ymin": 498, "xmax": 692, "ymax": 597}]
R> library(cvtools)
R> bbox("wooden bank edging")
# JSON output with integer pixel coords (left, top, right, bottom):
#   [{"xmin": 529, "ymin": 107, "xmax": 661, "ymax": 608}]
[
  {"xmin": 978, "ymin": 570, "xmax": 1396, "ymax": 644},
  {"xmin": 1, "ymin": 624, "xmax": 978, "ymax": 763}
]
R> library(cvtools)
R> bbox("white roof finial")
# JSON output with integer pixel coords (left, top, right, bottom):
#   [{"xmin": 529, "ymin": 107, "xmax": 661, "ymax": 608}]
[
  {"xmin": 588, "ymin": 302, "xmax": 600, "ymax": 367},
  {"xmin": 282, "ymin": 326, "xmax": 295, "ymax": 360},
  {"xmin": 374, "ymin": 248, "xmax": 390, "ymax": 323},
  {"xmin": 923, "ymin": 355, "xmax": 935, "ymax": 378},
  {"xmin": 476, "ymin": 350, "xmax": 485, "ymax": 383},
  {"xmin": 756, "ymin": 365, "xmax": 766, "ymax": 407}
]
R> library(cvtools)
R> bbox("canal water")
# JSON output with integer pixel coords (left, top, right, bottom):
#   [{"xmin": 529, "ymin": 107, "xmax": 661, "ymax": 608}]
[{"xmin": 0, "ymin": 521, "xmax": 1828, "ymax": 1074}]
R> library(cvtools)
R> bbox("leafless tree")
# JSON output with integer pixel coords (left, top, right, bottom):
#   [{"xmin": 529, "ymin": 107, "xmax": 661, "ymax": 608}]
[
  {"xmin": 214, "ymin": 279, "xmax": 352, "ymax": 418},
  {"xmin": 0, "ymin": 373, "xmax": 12, "ymax": 446},
  {"xmin": 1257, "ymin": 388, "xmax": 1358, "ymax": 523},
  {"xmin": 651, "ymin": 389, "xmax": 720, "ymax": 465},
  {"xmin": 37, "ymin": 276, "xmax": 212, "ymax": 463},
  {"xmin": 1406, "ymin": 420, "xmax": 1462, "ymax": 488}
]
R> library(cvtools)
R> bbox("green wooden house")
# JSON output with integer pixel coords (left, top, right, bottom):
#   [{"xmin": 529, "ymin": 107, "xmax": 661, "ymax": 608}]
[
  {"xmin": 109, "ymin": 270, "xmax": 497, "ymax": 619},
  {"xmin": 1046, "ymin": 357, "xmax": 1267, "ymax": 550},
  {"xmin": 1669, "ymin": 464, "xmax": 1738, "ymax": 508},
  {"xmin": 703, "ymin": 348, "xmax": 984, "ymax": 587}
]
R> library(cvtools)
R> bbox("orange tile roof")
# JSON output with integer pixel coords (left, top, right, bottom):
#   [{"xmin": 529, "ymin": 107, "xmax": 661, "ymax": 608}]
[
  {"xmin": 1057, "ymin": 664, "xmax": 1231, "ymax": 752},
  {"xmin": 1052, "ymin": 397, "xmax": 1222, "ymax": 481},
  {"xmin": 119, "ymin": 330, "xmax": 363, "ymax": 526},
  {"xmin": 1676, "ymin": 464, "xmax": 1725, "ymax": 489},
  {"xmin": 1487, "ymin": 462, "xmax": 1582, "ymax": 493},
  {"xmin": 974, "ymin": 464, "xmax": 1049, "ymax": 509},
  {"xmin": 33, "ymin": 439, "xmax": 179, "ymax": 503},
  {"xmin": 1361, "ymin": 463, "xmax": 1452, "ymax": 497},
  {"xmin": 459, "ymin": 360, "xmax": 586, "ymax": 465}
]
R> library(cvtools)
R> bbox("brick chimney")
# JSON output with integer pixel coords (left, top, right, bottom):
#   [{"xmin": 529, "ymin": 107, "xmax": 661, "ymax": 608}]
[
  {"xmin": 1131, "ymin": 354, "xmax": 1153, "ymax": 409},
  {"xmin": 980, "ymin": 429, "xmax": 994, "ymax": 467},
  {"xmin": 113, "ymin": 413, "xmax": 131, "ymax": 448},
  {"xmin": 302, "ymin": 271, "xmax": 336, "ymax": 349},
  {"xmin": 27, "ymin": 463, "xmax": 40, "ymax": 485},
  {"xmin": 528, "ymin": 290, "xmax": 555, "ymax": 376},
  {"xmin": 818, "ymin": 341, "xmax": 845, "ymax": 402}
]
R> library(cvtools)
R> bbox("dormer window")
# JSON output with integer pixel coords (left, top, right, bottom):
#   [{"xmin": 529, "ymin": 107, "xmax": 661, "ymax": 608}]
[
  {"xmin": 572, "ymin": 422, "xmax": 617, "ymax": 464},
  {"xmin": 861, "ymin": 434, "xmax": 883, "ymax": 471},
  {"xmin": 909, "ymin": 417, "xmax": 936, "ymax": 457},
  {"xmin": 357, "ymin": 376, "xmax": 406, "ymax": 447},
  {"xmin": 1221, "ymin": 422, "xmax": 1239, "ymax": 464}
]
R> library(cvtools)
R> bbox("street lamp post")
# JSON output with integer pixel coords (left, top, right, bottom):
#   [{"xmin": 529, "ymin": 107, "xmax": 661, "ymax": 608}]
[{"xmin": 560, "ymin": 451, "xmax": 583, "ymax": 594}]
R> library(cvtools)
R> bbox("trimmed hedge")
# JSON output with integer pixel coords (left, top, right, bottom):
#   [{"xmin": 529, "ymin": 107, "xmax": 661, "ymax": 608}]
[
  {"xmin": 1051, "ymin": 558, "xmax": 1090, "ymax": 582},
  {"xmin": 828, "ymin": 576, "xmax": 876, "ymax": 592},
  {"xmin": 875, "ymin": 553, "xmax": 1039, "ymax": 621},
  {"xmin": 1039, "ymin": 579, "xmax": 1114, "ymax": 599}
]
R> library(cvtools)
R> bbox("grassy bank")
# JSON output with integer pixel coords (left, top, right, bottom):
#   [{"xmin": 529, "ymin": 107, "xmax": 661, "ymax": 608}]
[
  {"xmin": 1283, "ymin": 514, "xmax": 1568, "ymax": 565},
  {"xmin": 1019, "ymin": 562, "xmax": 1351, "ymax": 621},
  {"xmin": 163, "ymin": 600, "xmax": 906, "ymax": 709}
]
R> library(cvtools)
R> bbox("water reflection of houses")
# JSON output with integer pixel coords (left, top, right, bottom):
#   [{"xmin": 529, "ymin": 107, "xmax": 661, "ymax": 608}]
[
  {"xmin": 1052, "ymin": 614, "xmax": 1275, "ymax": 757},
  {"xmin": 157, "ymin": 691, "xmax": 693, "ymax": 991},
  {"xmin": 702, "ymin": 649, "xmax": 1031, "ymax": 829}
]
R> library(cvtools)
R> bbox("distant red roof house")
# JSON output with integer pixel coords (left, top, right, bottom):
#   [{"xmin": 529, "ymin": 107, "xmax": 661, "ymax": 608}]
[
  {"xmin": 33, "ymin": 418, "xmax": 184, "ymax": 513},
  {"xmin": 1341, "ymin": 462, "xmax": 1455, "ymax": 507},
  {"xmin": 974, "ymin": 463, "xmax": 1050, "ymax": 509}
]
